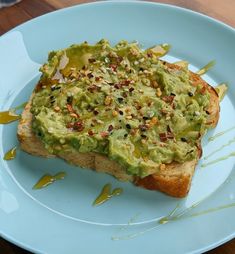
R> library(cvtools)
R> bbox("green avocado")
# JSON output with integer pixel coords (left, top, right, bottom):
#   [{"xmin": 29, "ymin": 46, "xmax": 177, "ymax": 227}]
[{"xmin": 31, "ymin": 39, "xmax": 210, "ymax": 177}]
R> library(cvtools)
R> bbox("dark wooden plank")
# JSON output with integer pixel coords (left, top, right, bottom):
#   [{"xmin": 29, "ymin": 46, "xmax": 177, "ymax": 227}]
[
  {"xmin": 0, "ymin": 5, "xmax": 31, "ymax": 35},
  {"xmin": 17, "ymin": 0, "xmax": 55, "ymax": 18},
  {"xmin": 0, "ymin": 237, "xmax": 32, "ymax": 254},
  {"xmin": 0, "ymin": 0, "xmax": 56, "ymax": 35}
]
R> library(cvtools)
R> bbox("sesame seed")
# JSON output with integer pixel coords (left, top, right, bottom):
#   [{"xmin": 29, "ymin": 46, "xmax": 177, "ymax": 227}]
[{"xmin": 126, "ymin": 124, "xmax": 131, "ymax": 129}]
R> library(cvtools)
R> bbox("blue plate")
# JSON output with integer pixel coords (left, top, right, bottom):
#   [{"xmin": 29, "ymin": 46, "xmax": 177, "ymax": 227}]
[{"xmin": 0, "ymin": 1, "xmax": 235, "ymax": 253}]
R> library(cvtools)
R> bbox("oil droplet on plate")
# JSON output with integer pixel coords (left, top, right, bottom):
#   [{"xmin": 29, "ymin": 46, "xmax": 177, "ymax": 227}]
[
  {"xmin": 4, "ymin": 146, "xmax": 17, "ymax": 160},
  {"xmin": 93, "ymin": 183, "xmax": 123, "ymax": 206},
  {"xmin": 33, "ymin": 172, "xmax": 66, "ymax": 190}
]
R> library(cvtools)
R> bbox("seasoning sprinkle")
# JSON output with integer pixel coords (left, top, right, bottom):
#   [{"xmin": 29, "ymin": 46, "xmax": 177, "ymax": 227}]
[{"xmin": 126, "ymin": 124, "xmax": 131, "ymax": 129}]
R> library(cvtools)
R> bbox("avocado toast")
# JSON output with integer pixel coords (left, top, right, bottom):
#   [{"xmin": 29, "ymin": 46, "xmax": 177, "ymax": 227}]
[{"xmin": 17, "ymin": 40, "xmax": 220, "ymax": 197}]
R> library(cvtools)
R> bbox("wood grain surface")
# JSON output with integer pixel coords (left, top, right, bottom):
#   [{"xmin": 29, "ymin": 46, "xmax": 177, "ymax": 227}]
[{"xmin": 0, "ymin": 0, "xmax": 234, "ymax": 253}]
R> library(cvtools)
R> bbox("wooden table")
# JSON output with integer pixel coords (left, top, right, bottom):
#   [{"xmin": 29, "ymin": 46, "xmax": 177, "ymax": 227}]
[{"xmin": 0, "ymin": 0, "xmax": 234, "ymax": 253}]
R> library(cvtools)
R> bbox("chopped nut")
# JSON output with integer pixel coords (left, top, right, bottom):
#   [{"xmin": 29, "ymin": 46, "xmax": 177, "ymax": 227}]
[
  {"xmin": 126, "ymin": 115, "xmax": 132, "ymax": 120},
  {"xmin": 70, "ymin": 113, "xmax": 78, "ymax": 118},
  {"xmin": 160, "ymin": 164, "xmax": 166, "ymax": 170},
  {"xmin": 125, "ymin": 107, "xmax": 131, "ymax": 113},
  {"xmin": 97, "ymin": 119, "xmax": 104, "ymax": 124},
  {"xmin": 150, "ymin": 117, "xmax": 158, "ymax": 125},
  {"xmin": 104, "ymin": 96, "xmax": 112, "ymax": 106},
  {"xmin": 54, "ymin": 106, "xmax": 60, "ymax": 112},
  {"xmin": 134, "ymin": 60, "xmax": 139, "ymax": 65},
  {"xmin": 143, "ymin": 156, "xmax": 148, "ymax": 161},
  {"xmin": 151, "ymin": 81, "xmax": 158, "ymax": 88},
  {"xmin": 156, "ymin": 88, "xmax": 162, "ymax": 97},
  {"xmin": 112, "ymin": 110, "xmax": 118, "ymax": 117},
  {"xmin": 166, "ymin": 116, "xmax": 171, "ymax": 120}
]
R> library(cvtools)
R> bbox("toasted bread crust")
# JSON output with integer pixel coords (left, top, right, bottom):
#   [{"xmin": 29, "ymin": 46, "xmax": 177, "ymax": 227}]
[{"xmin": 17, "ymin": 62, "xmax": 220, "ymax": 198}]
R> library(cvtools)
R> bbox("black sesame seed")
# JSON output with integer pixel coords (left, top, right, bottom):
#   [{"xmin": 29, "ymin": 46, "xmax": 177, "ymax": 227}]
[
  {"xmin": 67, "ymin": 96, "xmax": 73, "ymax": 104},
  {"xmin": 119, "ymin": 110, "xmax": 123, "ymax": 115},
  {"xmin": 50, "ymin": 95, "xmax": 55, "ymax": 100},
  {"xmin": 124, "ymin": 133, "xmax": 128, "ymax": 138},
  {"xmin": 55, "ymin": 86, "xmax": 61, "ymax": 90},
  {"xmin": 118, "ymin": 97, "xmax": 124, "ymax": 103},
  {"xmin": 126, "ymin": 124, "xmax": 131, "ymax": 129},
  {"xmin": 51, "ymin": 85, "xmax": 56, "ymax": 91},
  {"xmin": 181, "ymin": 137, "xmax": 187, "ymax": 142},
  {"xmin": 87, "ymin": 73, "xmax": 94, "ymax": 79},
  {"xmin": 188, "ymin": 92, "xmax": 193, "ymax": 97},
  {"xmin": 129, "ymin": 87, "xmax": 135, "ymax": 92},
  {"xmin": 93, "ymin": 110, "xmax": 99, "ymax": 115},
  {"xmin": 170, "ymin": 92, "xmax": 176, "ymax": 96},
  {"xmin": 122, "ymin": 92, "xmax": 128, "ymax": 98},
  {"xmin": 108, "ymin": 125, "xmax": 114, "ymax": 132},
  {"xmin": 143, "ymin": 116, "xmax": 149, "ymax": 120},
  {"xmin": 141, "ymin": 134, "xmax": 147, "ymax": 138},
  {"xmin": 51, "ymin": 100, "xmax": 55, "ymax": 104}
]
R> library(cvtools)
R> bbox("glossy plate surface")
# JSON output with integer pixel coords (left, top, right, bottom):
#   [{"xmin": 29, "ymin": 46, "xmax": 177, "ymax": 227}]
[{"xmin": 0, "ymin": 1, "xmax": 235, "ymax": 253}]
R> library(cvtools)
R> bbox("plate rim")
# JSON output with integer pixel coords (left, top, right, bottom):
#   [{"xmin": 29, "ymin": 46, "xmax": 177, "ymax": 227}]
[{"xmin": 0, "ymin": 1, "xmax": 235, "ymax": 254}]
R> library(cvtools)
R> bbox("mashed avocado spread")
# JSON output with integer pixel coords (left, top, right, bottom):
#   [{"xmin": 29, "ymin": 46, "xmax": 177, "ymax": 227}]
[{"xmin": 31, "ymin": 40, "xmax": 210, "ymax": 177}]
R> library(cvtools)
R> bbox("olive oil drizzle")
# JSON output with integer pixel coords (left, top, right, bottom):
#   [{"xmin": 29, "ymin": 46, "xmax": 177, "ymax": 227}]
[
  {"xmin": 112, "ymin": 200, "xmax": 235, "ymax": 240},
  {"xmin": 0, "ymin": 101, "xmax": 27, "ymax": 124},
  {"xmin": 33, "ymin": 172, "xmax": 66, "ymax": 189},
  {"xmin": 208, "ymin": 125, "xmax": 235, "ymax": 142},
  {"xmin": 4, "ymin": 146, "xmax": 17, "ymax": 160},
  {"xmin": 93, "ymin": 183, "xmax": 123, "ymax": 206},
  {"xmin": 201, "ymin": 151, "xmax": 235, "ymax": 168},
  {"xmin": 204, "ymin": 137, "xmax": 235, "ymax": 160},
  {"xmin": 196, "ymin": 60, "xmax": 215, "ymax": 76},
  {"xmin": 0, "ymin": 110, "xmax": 20, "ymax": 124}
]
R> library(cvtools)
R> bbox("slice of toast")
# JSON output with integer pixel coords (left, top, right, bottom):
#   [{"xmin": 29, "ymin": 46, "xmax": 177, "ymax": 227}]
[{"xmin": 17, "ymin": 61, "xmax": 219, "ymax": 198}]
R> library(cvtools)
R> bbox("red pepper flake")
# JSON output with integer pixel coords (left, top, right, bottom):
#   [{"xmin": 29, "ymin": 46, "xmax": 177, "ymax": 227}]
[
  {"xmin": 108, "ymin": 125, "xmax": 114, "ymax": 132},
  {"xmin": 66, "ymin": 122, "xmax": 74, "ymax": 129},
  {"xmin": 88, "ymin": 130, "xmax": 94, "ymax": 136},
  {"xmin": 162, "ymin": 95, "xmax": 175, "ymax": 103},
  {"xmin": 114, "ymin": 83, "xmax": 122, "ymax": 89},
  {"xmin": 66, "ymin": 104, "xmax": 73, "ymax": 113},
  {"xmin": 73, "ymin": 121, "xmax": 84, "ymax": 132},
  {"xmin": 95, "ymin": 76, "xmax": 102, "ymax": 82},
  {"xmin": 139, "ymin": 124, "xmax": 148, "ymax": 132},
  {"xmin": 159, "ymin": 133, "xmax": 167, "ymax": 142},
  {"xmin": 167, "ymin": 132, "xmax": 174, "ymax": 139},
  {"xmin": 129, "ymin": 87, "xmax": 134, "ymax": 92},
  {"xmin": 100, "ymin": 131, "xmax": 109, "ymax": 138},
  {"xmin": 200, "ymin": 86, "xmax": 207, "ymax": 94},
  {"xmin": 117, "ymin": 56, "xmax": 123, "ymax": 63},
  {"xmin": 121, "ymin": 80, "xmax": 131, "ymax": 86},
  {"xmin": 110, "ymin": 64, "xmax": 117, "ymax": 72}
]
